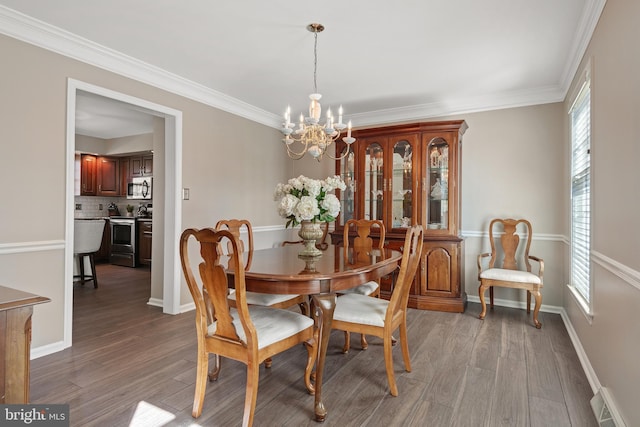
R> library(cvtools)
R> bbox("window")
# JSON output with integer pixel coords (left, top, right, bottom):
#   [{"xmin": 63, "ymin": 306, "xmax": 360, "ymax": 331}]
[{"xmin": 569, "ymin": 78, "xmax": 591, "ymax": 305}]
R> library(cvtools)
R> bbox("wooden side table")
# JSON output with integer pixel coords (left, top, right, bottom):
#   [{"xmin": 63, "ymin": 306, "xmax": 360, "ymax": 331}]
[{"xmin": 0, "ymin": 285, "xmax": 50, "ymax": 403}]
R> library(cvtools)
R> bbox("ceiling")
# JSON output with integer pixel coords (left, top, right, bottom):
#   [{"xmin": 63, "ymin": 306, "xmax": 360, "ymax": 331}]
[{"xmin": 0, "ymin": 1, "xmax": 604, "ymax": 138}]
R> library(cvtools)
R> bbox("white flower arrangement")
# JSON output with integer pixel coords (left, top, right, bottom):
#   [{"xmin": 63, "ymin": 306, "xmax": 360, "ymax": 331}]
[{"xmin": 274, "ymin": 175, "xmax": 346, "ymax": 227}]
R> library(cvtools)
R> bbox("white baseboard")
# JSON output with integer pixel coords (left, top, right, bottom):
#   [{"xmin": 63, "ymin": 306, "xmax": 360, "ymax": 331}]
[
  {"xmin": 147, "ymin": 297, "xmax": 163, "ymax": 308},
  {"xmin": 31, "ymin": 340, "xmax": 67, "ymax": 360},
  {"xmin": 466, "ymin": 295, "xmax": 562, "ymax": 314}
]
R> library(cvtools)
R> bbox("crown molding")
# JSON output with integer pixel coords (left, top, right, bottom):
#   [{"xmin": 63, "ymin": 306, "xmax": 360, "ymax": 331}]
[
  {"xmin": 0, "ymin": 5, "xmax": 282, "ymax": 129},
  {"xmin": 353, "ymin": 85, "xmax": 566, "ymax": 127},
  {"xmin": 558, "ymin": 0, "xmax": 607, "ymax": 97},
  {"xmin": 0, "ymin": 2, "xmax": 605, "ymax": 129}
]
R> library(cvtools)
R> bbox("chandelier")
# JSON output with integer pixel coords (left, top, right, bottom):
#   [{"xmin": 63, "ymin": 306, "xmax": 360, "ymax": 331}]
[{"xmin": 281, "ymin": 23, "xmax": 355, "ymax": 161}]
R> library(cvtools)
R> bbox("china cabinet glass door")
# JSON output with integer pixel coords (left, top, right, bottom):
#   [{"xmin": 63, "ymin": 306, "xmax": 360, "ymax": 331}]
[
  {"xmin": 390, "ymin": 136, "xmax": 418, "ymax": 230},
  {"xmin": 364, "ymin": 142, "xmax": 384, "ymax": 221},
  {"xmin": 425, "ymin": 137, "xmax": 449, "ymax": 230}
]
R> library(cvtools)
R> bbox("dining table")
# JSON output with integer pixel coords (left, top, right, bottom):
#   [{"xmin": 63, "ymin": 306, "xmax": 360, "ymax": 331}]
[{"xmin": 227, "ymin": 243, "xmax": 402, "ymax": 422}]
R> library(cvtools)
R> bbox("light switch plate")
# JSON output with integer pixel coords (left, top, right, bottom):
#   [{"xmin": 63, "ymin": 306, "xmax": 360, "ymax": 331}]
[{"xmin": 182, "ymin": 188, "xmax": 190, "ymax": 200}]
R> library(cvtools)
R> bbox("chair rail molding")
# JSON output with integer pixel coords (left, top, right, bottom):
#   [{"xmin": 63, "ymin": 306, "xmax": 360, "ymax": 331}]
[
  {"xmin": 592, "ymin": 250, "xmax": 640, "ymax": 293},
  {"xmin": 0, "ymin": 240, "xmax": 65, "ymax": 255}
]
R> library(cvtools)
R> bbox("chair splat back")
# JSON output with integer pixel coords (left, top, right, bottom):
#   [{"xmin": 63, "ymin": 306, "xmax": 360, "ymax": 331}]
[
  {"xmin": 488, "ymin": 218, "xmax": 533, "ymax": 272},
  {"xmin": 180, "ymin": 228, "xmax": 244, "ymax": 343},
  {"xmin": 214, "ymin": 219, "xmax": 254, "ymax": 271},
  {"xmin": 387, "ymin": 225, "xmax": 424, "ymax": 316},
  {"xmin": 344, "ymin": 219, "xmax": 385, "ymax": 264}
]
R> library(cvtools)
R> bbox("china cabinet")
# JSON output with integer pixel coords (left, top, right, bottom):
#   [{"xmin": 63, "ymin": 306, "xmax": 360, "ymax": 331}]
[{"xmin": 333, "ymin": 120, "xmax": 467, "ymax": 312}]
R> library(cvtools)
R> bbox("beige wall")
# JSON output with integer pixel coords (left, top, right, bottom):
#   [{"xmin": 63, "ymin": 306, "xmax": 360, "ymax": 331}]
[{"xmin": 562, "ymin": 1, "xmax": 640, "ymax": 426}]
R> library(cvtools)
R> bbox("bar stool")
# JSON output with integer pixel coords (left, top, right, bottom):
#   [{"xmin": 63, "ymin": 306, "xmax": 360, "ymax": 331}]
[{"xmin": 74, "ymin": 219, "xmax": 106, "ymax": 288}]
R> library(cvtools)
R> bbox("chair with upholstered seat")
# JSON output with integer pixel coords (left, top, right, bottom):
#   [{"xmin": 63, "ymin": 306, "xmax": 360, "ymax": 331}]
[
  {"xmin": 477, "ymin": 218, "xmax": 544, "ymax": 328},
  {"xmin": 214, "ymin": 219, "xmax": 309, "ymax": 315},
  {"xmin": 180, "ymin": 227, "xmax": 317, "ymax": 426},
  {"xmin": 339, "ymin": 218, "xmax": 386, "ymax": 351},
  {"xmin": 73, "ymin": 219, "xmax": 106, "ymax": 288},
  {"xmin": 331, "ymin": 225, "xmax": 423, "ymax": 397}
]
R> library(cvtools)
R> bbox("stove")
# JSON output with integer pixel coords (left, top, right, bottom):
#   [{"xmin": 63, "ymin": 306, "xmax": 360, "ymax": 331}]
[{"xmin": 110, "ymin": 217, "xmax": 136, "ymax": 267}]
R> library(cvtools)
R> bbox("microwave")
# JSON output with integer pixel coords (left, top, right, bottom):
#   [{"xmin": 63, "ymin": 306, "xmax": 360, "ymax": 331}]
[{"xmin": 127, "ymin": 177, "xmax": 152, "ymax": 199}]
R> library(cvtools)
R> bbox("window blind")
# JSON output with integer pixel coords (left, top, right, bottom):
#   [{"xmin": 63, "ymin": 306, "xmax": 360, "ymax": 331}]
[{"xmin": 570, "ymin": 82, "xmax": 591, "ymax": 303}]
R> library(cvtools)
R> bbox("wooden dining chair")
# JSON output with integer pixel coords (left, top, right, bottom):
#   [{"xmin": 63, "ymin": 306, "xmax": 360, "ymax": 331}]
[
  {"xmin": 340, "ymin": 218, "xmax": 386, "ymax": 351},
  {"xmin": 331, "ymin": 225, "xmax": 423, "ymax": 396},
  {"xmin": 180, "ymin": 228, "xmax": 317, "ymax": 426},
  {"xmin": 215, "ymin": 219, "xmax": 309, "ymax": 316},
  {"xmin": 477, "ymin": 218, "xmax": 544, "ymax": 328}
]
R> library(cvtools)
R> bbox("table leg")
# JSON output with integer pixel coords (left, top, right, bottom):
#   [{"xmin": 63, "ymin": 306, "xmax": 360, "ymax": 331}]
[{"xmin": 311, "ymin": 293, "xmax": 336, "ymax": 422}]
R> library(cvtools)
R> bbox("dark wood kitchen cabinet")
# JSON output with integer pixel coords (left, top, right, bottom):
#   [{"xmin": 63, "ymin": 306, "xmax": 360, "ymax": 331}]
[
  {"xmin": 96, "ymin": 156, "xmax": 119, "ymax": 196},
  {"xmin": 80, "ymin": 154, "xmax": 97, "ymax": 195},
  {"xmin": 80, "ymin": 154, "xmax": 121, "ymax": 196},
  {"xmin": 95, "ymin": 220, "xmax": 111, "ymax": 262},
  {"xmin": 119, "ymin": 157, "xmax": 130, "ymax": 196},
  {"xmin": 137, "ymin": 220, "xmax": 152, "ymax": 266},
  {"xmin": 130, "ymin": 155, "xmax": 153, "ymax": 177},
  {"xmin": 332, "ymin": 120, "xmax": 468, "ymax": 313}
]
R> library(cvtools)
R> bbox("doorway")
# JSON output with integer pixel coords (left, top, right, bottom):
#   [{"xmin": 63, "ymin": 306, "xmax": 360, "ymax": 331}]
[{"xmin": 65, "ymin": 79, "xmax": 183, "ymax": 349}]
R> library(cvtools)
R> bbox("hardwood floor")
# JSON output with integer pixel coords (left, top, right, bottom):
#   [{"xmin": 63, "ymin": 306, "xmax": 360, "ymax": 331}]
[{"xmin": 31, "ymin": 264, "xmax": 597, "ymax": 426}]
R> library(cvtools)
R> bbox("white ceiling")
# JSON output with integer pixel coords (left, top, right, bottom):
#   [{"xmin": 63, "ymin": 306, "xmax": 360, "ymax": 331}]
[{"xmin": 0, "ymin": 1, "xmax": 605, "ymax": 138}]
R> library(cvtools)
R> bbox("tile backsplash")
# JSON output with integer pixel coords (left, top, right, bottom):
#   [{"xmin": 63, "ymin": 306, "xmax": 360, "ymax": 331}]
[{"xmin": 74, "ymin": 196, "xmax": 151, "ymax": 218}]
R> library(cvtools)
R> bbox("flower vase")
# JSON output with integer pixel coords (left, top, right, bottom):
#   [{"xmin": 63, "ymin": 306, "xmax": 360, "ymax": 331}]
[{"xmin": 298, "ymin": 220, "xmax": 323, "ymax": 258}]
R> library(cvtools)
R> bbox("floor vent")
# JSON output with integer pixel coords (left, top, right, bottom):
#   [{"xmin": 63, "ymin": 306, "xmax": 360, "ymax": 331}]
[{"xmin": 590, "ymin": 387, "xmax": 626, "ymax": 427}]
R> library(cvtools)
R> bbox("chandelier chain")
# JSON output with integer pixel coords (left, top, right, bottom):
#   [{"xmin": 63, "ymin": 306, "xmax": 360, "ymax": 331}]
[{"xmin": 313, "ymin": 31, "xmax": 318, "ymax": 94}]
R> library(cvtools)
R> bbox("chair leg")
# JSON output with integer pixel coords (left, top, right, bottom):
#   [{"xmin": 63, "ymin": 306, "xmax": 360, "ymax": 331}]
[
  {"xmin": 299, "ymin": 298, "xmax": 310, "ymax": 316},
  {"xmin": 526, "ymin": 290, "xmax": 531, "ymax": 313},
  {"xmin": 489, "ymin": 286, "xmax": 494, "ymax": 309},
  {"xmin": 192, "ymin": 349, "xmax": 209, "ymax": 418},
  {"xmin": 89, "ymin": 253, "xmax": 98, "ymax": 288},
  {"xmin": 342, "ymin": 331, "xmax": 351, "ymax": 353},
  {"xmin": 264, "ymin": 357, "xmax": 273, "ymax": 368},
  {"xmin": 532, "ymin": 290, "xmax": 542, "ymax": 329},
  {"xmin": 303, "ymin": 338, "xmax": 317, "ymax": 395},
  {"xmin": 478, "ymin": 283, "xmax": 488, "ymax": 320},
  {"xmin": 399, "ymin": 315, "xmax": 411, "ymax": 373},
  {"xmin": 383, "ymin": 329, "xmax": 398, "ymax": 396},
  {"xmin": 360, "ymin": 334, "xmax": 368, "ymax": 350},
  {"xmin": 208, "ymin": 354, "xmax": 221, "ymax": 381},
  {"xmin": 242, "ymin": 362, "xmax": 260, "ymax": 427},
  {"xmin": 79, "ymin": 255, "xmax": 86, "ymax": 286}
]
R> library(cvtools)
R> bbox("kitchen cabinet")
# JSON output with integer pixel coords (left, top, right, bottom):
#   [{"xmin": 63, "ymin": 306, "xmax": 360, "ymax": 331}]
[
  {"xmin": 95, "ymin": 220, "xmax": 111, "ymax": 262},
  {"xmin": 332, "ymin": 120, "xmax": 468, "ymax": 312},
  {"xmin": 96, "ymin": 156, "xmax": 119, "ymax": 196},
  {"xmin": 130, "ymin": 155, "xmax": 153, "ymax": 177},
  {"xmin": 137, "ymin": 219, "xmax": 152, "ymax": 266},
  {"xmin": 80, "ymin": 154, "xmax": 97, "ymax": 195},
  {"xmin": 80, "ymin": 155, "xmax": 120, "ymax": 196},
  {"xmin": 119, "ymin": 157, "xmax": 130, "ymax": 196}
]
